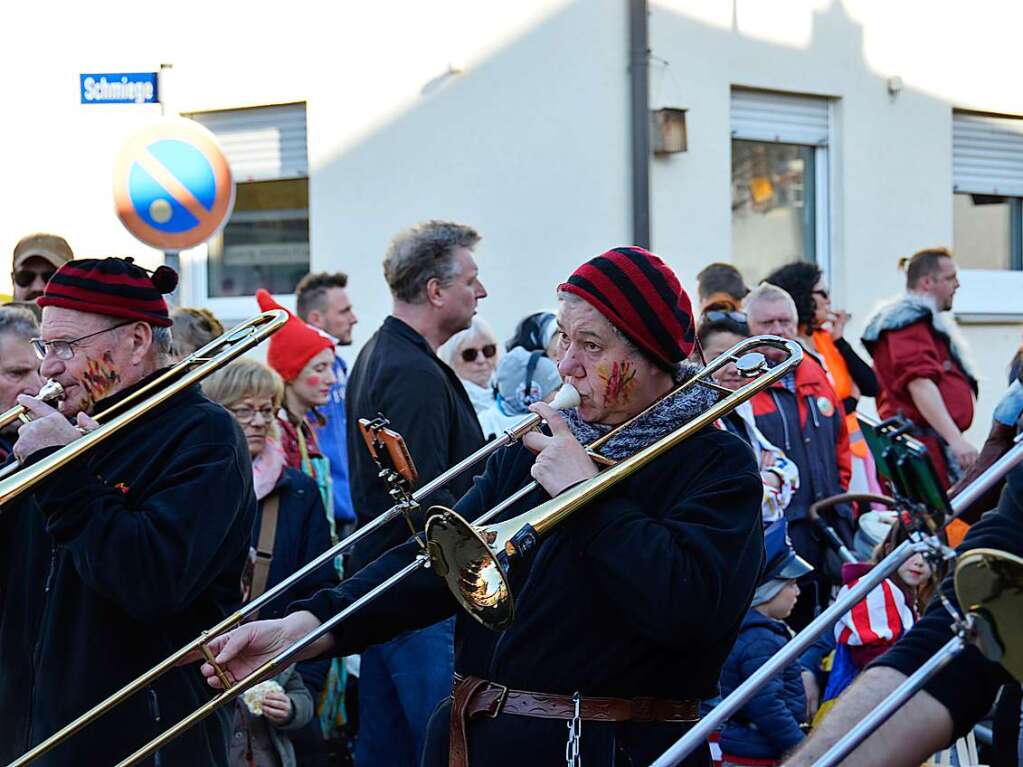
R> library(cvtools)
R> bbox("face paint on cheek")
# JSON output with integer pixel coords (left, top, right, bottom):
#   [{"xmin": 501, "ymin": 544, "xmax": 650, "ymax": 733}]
[
  {"xmin": 305, "ymin": 375, "xmax": 320, "ymax": 388},
  {"xmin": 78, "ymin": 352, "xmax": 121, "ymax": 404},
  {"xmin": 596, "ymin": 360, "xmax": 638, "ymax": 406}
]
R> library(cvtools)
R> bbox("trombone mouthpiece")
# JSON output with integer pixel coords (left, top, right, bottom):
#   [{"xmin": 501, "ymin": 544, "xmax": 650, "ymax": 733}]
[
  {"xmin": 549, "ymin": 384, "xmax": 581, "ymax": 410},
  {"xmin": 37, "ymin": 380, "xmax": 66, "ymax": 403}
]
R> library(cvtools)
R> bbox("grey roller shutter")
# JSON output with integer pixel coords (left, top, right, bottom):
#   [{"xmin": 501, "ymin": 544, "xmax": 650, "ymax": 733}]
[
  {"xmin": 187, "ymin": 103, "xmax": 308, "ymax": 182},
  {"xmin": 953, "ymin": 111, "xmax": 1023, "ymax": 197},
  {"xmin": 731, "ymin": 88, "xmax": 829, "ymax": 146}
]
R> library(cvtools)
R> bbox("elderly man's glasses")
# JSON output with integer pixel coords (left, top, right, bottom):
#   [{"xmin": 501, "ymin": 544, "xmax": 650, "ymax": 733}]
[
  {"xmin": 229, "ymin": 406, "xmax": 276, "ymax": 424},
  {"xmin": 31, "ymin": 321, "xmax": 134, "ymax": 361},
  {"xmin": 14, "ymin": 268, "xmax": 55, "ymax": 288},
  {"xmin": 461, "ymin": 344, "xmax": 497, "ymax": 363}
]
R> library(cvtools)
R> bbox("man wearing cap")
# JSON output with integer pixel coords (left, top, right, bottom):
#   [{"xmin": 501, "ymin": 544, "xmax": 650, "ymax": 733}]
[
  {"xmin": 9, "ymin": 233, "xmax": 74, "ymax": 309},
  {"xmin": 197, "ymin": 245, "xmax": 765, "ymax": 766},
  {"xmin": 0, "ymin": 258, "xmax": 255, "ymax": 766}
]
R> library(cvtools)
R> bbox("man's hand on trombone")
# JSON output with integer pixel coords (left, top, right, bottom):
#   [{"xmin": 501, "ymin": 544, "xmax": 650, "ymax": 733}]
[
  {"xmin": 13, "ymin": 395, "xmax": 99, "ymax": 463},
  {"xmin": 190, "ymin": 611, "xmax": 333, "ymax": 689},
  {"xmin": 522, "ymin": 402, "xmax": 597, "ymax": 496}
]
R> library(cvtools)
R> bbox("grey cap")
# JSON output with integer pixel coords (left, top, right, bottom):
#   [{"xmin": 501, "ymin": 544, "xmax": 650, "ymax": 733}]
[{"xmin": 496, "ymin": 347, "xmax": 562, "ymax": 415}]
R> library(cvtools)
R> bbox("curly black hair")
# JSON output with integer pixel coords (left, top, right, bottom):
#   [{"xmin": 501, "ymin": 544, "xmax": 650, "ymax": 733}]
[{"xmin": 763, "ymin": 262, "xmax": 823, "ymax": 331}]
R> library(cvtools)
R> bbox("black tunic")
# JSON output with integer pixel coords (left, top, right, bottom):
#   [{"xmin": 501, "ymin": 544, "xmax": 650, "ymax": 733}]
[
  {"xmin": 0, "ymin": 375, "xmax": 256, "ymax": 766},
  {"xmin": 295, "ymin": 425, "xmax": 763, "ymax": 765},
  {"xmin": 345, "ymin": 316, "xmax": 484, "ymax": 571}
]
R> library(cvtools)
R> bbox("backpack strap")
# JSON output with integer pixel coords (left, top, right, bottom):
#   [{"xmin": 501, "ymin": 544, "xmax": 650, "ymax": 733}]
[{"xmin": 249, "ymin": 491, "xmax": 281, "ymax": 618}]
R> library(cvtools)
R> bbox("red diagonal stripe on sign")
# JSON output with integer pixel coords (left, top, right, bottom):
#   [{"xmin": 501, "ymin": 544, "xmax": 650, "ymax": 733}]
[{"xmin": 134, "ymin": 150, "xmax": 210, "ymax": 224}]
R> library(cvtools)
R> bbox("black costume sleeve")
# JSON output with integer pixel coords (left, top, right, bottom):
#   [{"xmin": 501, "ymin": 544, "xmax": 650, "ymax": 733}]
[
  {"xmin": 584, "ymin": 433, "xmax": 763, "ymax": 648},
  {"xmin": 871, "ymin": 469, "xmax": 1023, "ymax": 738},
  {"xmin": 32, "ymin": 440, "xmax": 252, "ymax": 622},
  {"xmin": 290, "ymin": 445, "xmax": 509, "ymax": 655},
  {"xmin": 834, "ymin": 338, "xmax": 879, "ymax": 397}
]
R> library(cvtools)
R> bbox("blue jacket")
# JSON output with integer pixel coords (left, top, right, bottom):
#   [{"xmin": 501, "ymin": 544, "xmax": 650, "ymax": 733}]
[
  {"xmin": 314, "ymin": 352, "xmax": 356, "ymax": 524},
  {"xmin": 719, "ymin": 610, "xmax": 806, "ymax": 759}
]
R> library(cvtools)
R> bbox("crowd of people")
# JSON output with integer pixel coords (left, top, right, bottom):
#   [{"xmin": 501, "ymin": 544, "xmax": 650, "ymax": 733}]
[{"xmin": 0, "ymin": 225, "xmax": 1020, "ymax": 767}]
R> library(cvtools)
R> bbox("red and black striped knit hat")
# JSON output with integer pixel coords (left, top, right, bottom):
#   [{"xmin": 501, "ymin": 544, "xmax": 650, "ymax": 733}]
[
  {"xmin": 558, "ymin": 246, "xmax": 695, "ymax": 369},
  {"xmin": 37, "ymin": 257, "xmax": 178, "ymax": 327}
]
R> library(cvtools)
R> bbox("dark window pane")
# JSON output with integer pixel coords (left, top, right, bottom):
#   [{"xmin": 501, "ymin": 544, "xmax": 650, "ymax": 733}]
[
  {"xmin": 207, "ymin": 178, "xmax": 310, "ymax": 297},
  {"xmin": 731, "ymin": 140, "xmax": 816, "ymax": 283}
]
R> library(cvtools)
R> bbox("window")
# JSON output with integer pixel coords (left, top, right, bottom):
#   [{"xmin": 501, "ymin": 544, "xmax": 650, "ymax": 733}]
[
  {"xmin": 730, "ymin": 89, "xmax": 830, "ymax": 284},
  {"xmin": 952, "ymin": 111, "xmax": 1023, "ymax": 271},
  {"xmin": 183, "ymin": 103, "xmax": 310, "ymax": 306}
]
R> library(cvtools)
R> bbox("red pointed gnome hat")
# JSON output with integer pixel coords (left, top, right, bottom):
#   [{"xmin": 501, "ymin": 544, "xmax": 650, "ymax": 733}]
[{"xmin": 257, "ymin": 289, "xmax": 333, "ymax": 382}]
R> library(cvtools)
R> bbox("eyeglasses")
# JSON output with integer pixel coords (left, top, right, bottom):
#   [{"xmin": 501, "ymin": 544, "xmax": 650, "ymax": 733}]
[
  {"xmin": 14, "ymin": 268, "xmax": 55, "ymax": 288},
  {"xmin": 812, "ymin": 289, "xmax": 830, "ymax": 300},
  {"xmin": 31, "ymin": 321, "xmax": 134, "ymax": 361},
  {"xmin": 461, "ymin": 344, "xmax": 497, "ymax": 363},
  {"xmin": 228, "ymin": 406, "xmax": 276, "ymax": 424},
  {"xmin": 703, "ymin": 310, "xmax": 748, "ymax": 324}
]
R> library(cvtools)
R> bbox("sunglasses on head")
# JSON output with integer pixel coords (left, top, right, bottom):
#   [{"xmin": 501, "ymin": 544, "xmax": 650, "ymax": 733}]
[
  {"xmin": 704, "ymin": 309, "xmax": 748, "ymax": 324},
  {"xmin": 461, "ymin": 344, "xmax": 497, "ymax": 363},
  {"xmin": 13, "ymin": 268, "xmax": 55, "ymax": 288},
  {"xmin": 812, "ymin": 289, "xmax": 830, "ymax": 300}
]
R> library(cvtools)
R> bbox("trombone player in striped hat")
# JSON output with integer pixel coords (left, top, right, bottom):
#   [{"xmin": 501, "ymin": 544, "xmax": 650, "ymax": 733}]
[
  {"xmin": 200, "ymin": 247, "xmax": 765, "ymax": 766},
  {"xmin": 0, "ymin": 258, "xmax": 255, "ymax": 766}
]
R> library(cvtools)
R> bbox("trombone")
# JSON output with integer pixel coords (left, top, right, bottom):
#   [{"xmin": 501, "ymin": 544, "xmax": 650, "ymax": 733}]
[
  {"xmin": 98, "ymin": 335, "xmax": 802, "ymax": 767},
  {"xmin": 0, "ymin": 310, "xmax": 289, "ymax": 498},
  {"xmin": 650, "ymin": 430, "xmax": 1023, "ymax": 767},
  {"xmin": 0, "ymin": 379, "xmax": 65, "ymax": 431}
]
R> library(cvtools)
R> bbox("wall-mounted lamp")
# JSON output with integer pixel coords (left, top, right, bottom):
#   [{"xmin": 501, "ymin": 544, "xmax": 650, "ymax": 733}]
[{"xmin": 651, "ymin": 108, "xmax": 688, "ymax": 155}]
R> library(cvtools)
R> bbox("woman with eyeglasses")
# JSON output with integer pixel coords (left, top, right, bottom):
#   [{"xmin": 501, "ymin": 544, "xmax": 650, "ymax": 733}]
[
  {"xmin": 202, "ymin": 358, "xmax": 338, "ymax": 767},
  {"xmin": 697, "ymin": 313, "xmax": 799, "ymax": 526},
  {"xmin": 440, "ymin": 317, "xmax": 500, "ymax": 415}
]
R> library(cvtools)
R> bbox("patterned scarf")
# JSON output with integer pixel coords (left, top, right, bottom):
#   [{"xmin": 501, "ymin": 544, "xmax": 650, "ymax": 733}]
[{"xmin": 559, "ymin": 361, "xmax": 719, "ymax": 460}]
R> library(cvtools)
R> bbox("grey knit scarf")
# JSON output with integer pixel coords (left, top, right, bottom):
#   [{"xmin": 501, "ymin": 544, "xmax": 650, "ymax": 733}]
[{"xmin": 559, "ymin": 361, "xmax": 719, "ymax": 461}]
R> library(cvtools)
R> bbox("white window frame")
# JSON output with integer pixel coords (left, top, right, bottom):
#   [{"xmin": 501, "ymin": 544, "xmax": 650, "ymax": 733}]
[
  {"xmin": 176, "ymin": 103, "xmax": 308, "ymax": 324},
  {"xmin": 951, "ymin": 110, "xmax": 1023, "ymax": 321},
  {"xmin": 730, "ymin": 88, "xmax": 833, "ymax": 282}
]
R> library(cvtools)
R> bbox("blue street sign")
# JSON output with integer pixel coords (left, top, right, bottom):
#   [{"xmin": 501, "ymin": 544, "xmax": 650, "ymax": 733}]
[{"xmin": 80, "ymin": 73, "xmax": 159, "ymax": 105}]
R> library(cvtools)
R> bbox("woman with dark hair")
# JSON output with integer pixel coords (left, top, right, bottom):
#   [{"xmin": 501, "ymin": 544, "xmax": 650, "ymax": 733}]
[{"xmin": 763, "ymin": 263, "xmax": 878, "ymax": 413}]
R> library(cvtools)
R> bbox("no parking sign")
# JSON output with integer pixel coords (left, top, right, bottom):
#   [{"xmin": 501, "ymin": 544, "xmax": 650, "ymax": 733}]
[{"xmin": 113, "ymin": 118, "xmax": 234, "ymax": 251}]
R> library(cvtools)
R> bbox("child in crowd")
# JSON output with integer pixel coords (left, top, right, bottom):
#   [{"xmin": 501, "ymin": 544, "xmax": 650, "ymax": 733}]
[
  {"xmin": 228, "ymin": 664, "xmax": 314, "ymax": 767},
  {"xmin": 718, "ymin": 521, "xmax": 814, "ymax": 767},
  {"xmin": 814, "ymin": 522, "xmax": 935, "ymax": 723}
]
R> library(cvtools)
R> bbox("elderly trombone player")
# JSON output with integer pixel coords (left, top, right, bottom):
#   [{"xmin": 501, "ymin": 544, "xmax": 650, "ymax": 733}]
[
  {"xmin": 0, "ymin": 258, "xmax": 255, "ymax": 766},
  {"xmin": 198, "ymin": 247, "xmax": 764, "ymax": 766}
]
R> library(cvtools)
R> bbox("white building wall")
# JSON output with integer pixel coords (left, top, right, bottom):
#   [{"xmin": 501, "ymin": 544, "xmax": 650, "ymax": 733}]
[{"xmin": 1, "ymin": 0, "xmax": 1022, "ymax": 444}]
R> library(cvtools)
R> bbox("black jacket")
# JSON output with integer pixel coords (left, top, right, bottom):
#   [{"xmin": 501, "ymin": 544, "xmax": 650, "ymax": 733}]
[
  {"xmin": 295, "ymin": 425, "xmax": 763, "ymax": 765},
  {"xmin": 0, "ymin": 377, "xmax": 256, "ymax": 766},
  {"xmin": 255, "ymin": 466, "xmax": 337, "ymax": 697},
  {"xmin": 345, "ymin": 316, "xmax": 484, "ymax": 571}
]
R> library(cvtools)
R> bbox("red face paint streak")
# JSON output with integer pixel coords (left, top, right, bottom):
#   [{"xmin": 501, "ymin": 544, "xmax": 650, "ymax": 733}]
[
  {"xmin": 597, "ymin": 360, "xmax": 637, "ymax": 406},
  {"xmin": 79, "ymin": 352, "xmax": 121, "ymax": 404}
]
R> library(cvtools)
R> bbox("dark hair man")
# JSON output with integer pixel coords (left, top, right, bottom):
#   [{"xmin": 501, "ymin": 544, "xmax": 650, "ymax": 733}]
[
  {"xmin": 198, "ymin": 246, "xmax": 764, "ymax": 767},
  {"xmin": 315, "ymin": 222, "xmax": 486, "ymax": 766},
  {"xmin": 746, "ymin": 283, "xmax": 852, "ymax": 630},
  {"xmin": 861, "ymin": 248, "xmax": 977, "ymax": 487},
  {"xmin": 295, "ymin": 272, "xmax": 359, "ymax": 534},
  {"xmin": 10, "ymin": 233, "xmax": 73, "ymax": 303},
  {"xmin": 0, "ymin": 306, "xmax": 42, "ymax": 459},
  {"xmin": 696, "ymin": 262, "xmax": 749, "ymax": 312},
  {"xmin": 0, "ymin": 258, "xmax": 254, "ymax": 765}
]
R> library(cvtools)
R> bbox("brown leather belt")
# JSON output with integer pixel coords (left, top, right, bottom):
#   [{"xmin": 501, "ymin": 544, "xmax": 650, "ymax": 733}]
[{"xmin": 449, "ymin": 673, "xmax": 699, "ymax": 767}]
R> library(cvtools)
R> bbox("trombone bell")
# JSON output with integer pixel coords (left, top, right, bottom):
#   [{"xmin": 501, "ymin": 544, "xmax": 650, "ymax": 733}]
[
  {"xmin": 955, "ymin": 548, "xmax": 1023, "ymax": 681},
  {"xmin": 425, "ymin": 509, "xmax": 515, "ymax": 630}
]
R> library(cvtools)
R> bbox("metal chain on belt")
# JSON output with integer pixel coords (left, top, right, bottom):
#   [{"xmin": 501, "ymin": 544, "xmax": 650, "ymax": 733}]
[{"xmin": 565, "ymin": 691, "xmax": 582, "ymax": 767}]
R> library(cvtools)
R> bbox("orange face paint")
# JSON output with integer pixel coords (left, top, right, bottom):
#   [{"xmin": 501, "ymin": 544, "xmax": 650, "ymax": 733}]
[
  {"xmin": 597, "ymin": 360, "xmax": 637, "ymax": 406},
  {"xmin": 79, "ymin": 352, "xmax": 121, "ymax": 406}
]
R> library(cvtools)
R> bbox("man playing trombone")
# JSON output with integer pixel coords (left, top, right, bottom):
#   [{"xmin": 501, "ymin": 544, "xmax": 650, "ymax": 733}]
[
  {"xmin": 0, "ymin": 258, "xmax": 256, "ymax": 766},
  {"xmin": 200, "ymin": 247, "xmax": 765, "ymax": 766}
]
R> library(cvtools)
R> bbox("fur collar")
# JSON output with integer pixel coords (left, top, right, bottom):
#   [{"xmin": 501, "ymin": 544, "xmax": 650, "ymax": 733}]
[
  {"xmin": 861, "ymin": 292, "xmax": 978, "ymax": 387},
  {"xmin": 559, "ymin": 361, "xmax": 718, "ymax": 461}
]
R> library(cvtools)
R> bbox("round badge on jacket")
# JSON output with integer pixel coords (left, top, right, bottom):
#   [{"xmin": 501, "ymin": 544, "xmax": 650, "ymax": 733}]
[{"xmin": 817, "ymin": 395, "xmax": 835, "ymax": 418}]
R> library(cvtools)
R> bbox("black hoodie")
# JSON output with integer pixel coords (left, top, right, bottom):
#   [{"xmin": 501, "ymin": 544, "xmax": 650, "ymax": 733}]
[{"xmin": 0, "ymin": 374, "xmax": 255, "ymax": 766}]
